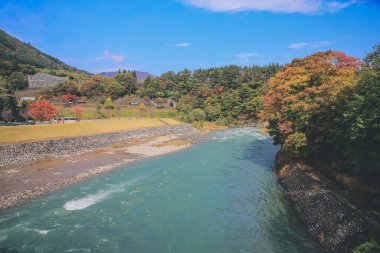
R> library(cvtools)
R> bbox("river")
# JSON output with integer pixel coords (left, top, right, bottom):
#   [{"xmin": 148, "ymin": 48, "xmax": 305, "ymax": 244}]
[{"xmin": 0, "ymin": 128, "xmax": 319, "ymax": 252}]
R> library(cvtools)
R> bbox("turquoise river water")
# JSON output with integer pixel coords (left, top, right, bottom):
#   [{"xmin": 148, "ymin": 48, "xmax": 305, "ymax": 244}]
[{"xmin": 0, "ymin": 128, "xmax": 320, "ymax": 253}]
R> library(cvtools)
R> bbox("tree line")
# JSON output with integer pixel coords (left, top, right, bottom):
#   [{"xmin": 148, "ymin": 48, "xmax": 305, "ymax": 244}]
[
  {"xmin": 1, "ymin": 39, "xmax": 379, "ymax": 182},
  {"xmin": 0, "ymin": 64, "xmax": 283, "ymax": 123}
]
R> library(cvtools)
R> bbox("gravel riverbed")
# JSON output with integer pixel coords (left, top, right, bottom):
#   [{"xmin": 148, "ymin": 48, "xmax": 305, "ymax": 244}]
[{"xmin": 0, "ymin": 125, "xmax": 202, "ymax": 209}]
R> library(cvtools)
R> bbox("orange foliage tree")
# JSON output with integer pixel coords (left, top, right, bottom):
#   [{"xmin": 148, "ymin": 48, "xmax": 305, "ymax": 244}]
[
  {"xmin": 28, "ymin": 99, "xmax": 57, "ymax": 121},
  {"xmin": 62, "ymin": 94, "xmax": 78, "ymax": 104},
  {"xmin": 80, "ymin": 75, "xmax": 126, "ymax": 99},
  {"xmin": 71, "ymin": 106, "xmax": 84, "ymax": 121},
  {"xmin": 263, "ymin": 51, "xmax": 361, "ymax": 157}
]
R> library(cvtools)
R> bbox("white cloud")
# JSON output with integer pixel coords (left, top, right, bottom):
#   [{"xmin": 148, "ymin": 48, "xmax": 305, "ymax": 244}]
[
  {"xmin": 64, "ymin": 51, "xmax": 125, "ymax": 63},
  {"xmin": 103, "ymin": 50, "xmax": 124, "ymax": 62},
  {"xmin": 182, "ymin": 0, "xmax": 363, "ymax": 13},
  {"xmin": 235, "ymin": 52, "xmax": 265, "ymax": 63},
  {"xmin": 289, "ymin": 40, "xmax": 332, "ymax": 49},
  {"xmin": 236, "ymin": 52, "xmax": 264, "ymax": 60},
  {"xmin": 174, "ymin": 42, "xmax": 192, "ymax": 47},
  {"xmin": 326, "ymin": 0, "xmax": 363, "ymax": 12}
]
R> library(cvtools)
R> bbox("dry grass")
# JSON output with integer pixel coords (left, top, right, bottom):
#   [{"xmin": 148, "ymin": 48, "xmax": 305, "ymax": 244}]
[
  {"xmin": 197, "ymin": 121, "xmax": 228, "ymax": 131},
  {"xmin": 54, "ymin": 103, "xmax": 177, "ymax": 112},
  {"xmin": 158, "ymin": 118, "xmax": 181, "ymax": 125},
  {"xmin": 0, "ymin": 118, "xmax": 182, "ymax": 144},
  {"xmin": 153, "ymin": 139, "xmax": 192, "ymax": 147}
]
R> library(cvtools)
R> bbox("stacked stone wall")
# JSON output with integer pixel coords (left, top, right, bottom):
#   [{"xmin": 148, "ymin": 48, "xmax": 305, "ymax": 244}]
[{"xmin": 277, "ymin": 158, "xmax": 374, "ymax": 252}]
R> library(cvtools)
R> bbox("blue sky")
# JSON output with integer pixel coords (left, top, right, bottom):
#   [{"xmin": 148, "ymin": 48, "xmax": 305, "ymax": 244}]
[{"xmin": 0, "ymin": 0, "xmax": 379, "ymax": 75}]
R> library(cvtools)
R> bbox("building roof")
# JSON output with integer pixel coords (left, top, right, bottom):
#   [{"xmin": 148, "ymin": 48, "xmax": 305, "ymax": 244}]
[
  {"xmin": 28, "ymin": 73, "xmax": 69, "ymax": 88},
  {"xmin": 20, "ymin": 97, "xmax": 36, "ymax": 101}
]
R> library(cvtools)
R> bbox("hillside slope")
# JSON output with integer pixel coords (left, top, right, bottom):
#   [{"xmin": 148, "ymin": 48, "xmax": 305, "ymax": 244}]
[{"xmin": 0, "ymin": 29, "xmax": 82, "ymax": 73}]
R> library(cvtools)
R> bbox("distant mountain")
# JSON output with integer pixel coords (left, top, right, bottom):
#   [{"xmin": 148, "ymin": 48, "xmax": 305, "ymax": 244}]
[
  {"xmin": 99, "ymin": 71, "xmax": 119, "ymax": 77},
  {"xmin": 99, "ymin": 71, "xmax": 153, "ymax": 81},
  {"xmin": 0, "ymin": 29, "xmax": 84, "ymax": 73}
]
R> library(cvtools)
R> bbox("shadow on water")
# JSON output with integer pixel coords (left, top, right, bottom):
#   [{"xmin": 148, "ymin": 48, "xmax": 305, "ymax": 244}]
[
  {"xmin": 265, "ymin": 197, "xmax": 322, "ymax": 252},
  {"xmin": 238, "ymin": 134, "xmax": 321, "ymax": 252},
  {"xmin": 240, "ymin": 138, "xmax": 278, "ymax": 168}
]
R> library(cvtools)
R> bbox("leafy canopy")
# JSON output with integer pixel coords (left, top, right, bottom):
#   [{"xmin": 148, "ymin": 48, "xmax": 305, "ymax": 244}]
[
  {"xmin": 27, "ymin": 99, "xmax": 57, "ymax": 121},
  {"xmin": 264, "ymin": 51, "xmax": 361, "ymax": 157}
]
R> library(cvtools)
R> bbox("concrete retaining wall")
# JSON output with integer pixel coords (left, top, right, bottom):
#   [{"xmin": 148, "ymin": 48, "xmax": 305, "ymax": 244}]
[{"xmin": 277, "ymin": 154, "xmax": 374, "ymax": 252}]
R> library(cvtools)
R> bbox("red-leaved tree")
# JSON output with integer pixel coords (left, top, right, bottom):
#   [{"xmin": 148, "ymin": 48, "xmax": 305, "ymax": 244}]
[
  {"xmin": 62, "ymin": 94, "xmax": 78, "ymax": 104},
  {"xmin": 28, "ymin": 99, "xmax": 57, "ymax": 121}
]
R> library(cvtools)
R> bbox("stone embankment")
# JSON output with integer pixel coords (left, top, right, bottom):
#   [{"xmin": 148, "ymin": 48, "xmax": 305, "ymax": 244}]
[
  {"xmin": 276, "ymin": 153, "xmax": 375, "ymax": 253},
  {"xmin": 0, "ymin": 125, "xmax": 196, "ymax": 167}
]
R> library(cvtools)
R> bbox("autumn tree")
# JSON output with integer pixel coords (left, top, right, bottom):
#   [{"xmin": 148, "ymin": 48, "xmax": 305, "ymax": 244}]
[
  {"xmin": 263, "ymin": 51, "xmax": 361, "ymax": 157},
  {"xmin": 53, "ymin": 81, "xmax": 81, "ymax": 96},
  {"xmin": 28, "ymin": 99, "xmax": 57, "ymax": 121},
  {"xmin": 103, "ymin": 97, "xmax": 114, "ymax": 109},
  {"xmin": 71, "ymin": 106, "xmax": 84, "ymax": 121},
  {"xmin": 62, "ymin": 94, "xmax": 78, "ymax": 104},
  {"xmin": 139, "ymin": 102, "xmax": 146, "ymax": 118},
  {"xmin": 81, "ymin": 75, "xmax": 125, "ymax": 100}
]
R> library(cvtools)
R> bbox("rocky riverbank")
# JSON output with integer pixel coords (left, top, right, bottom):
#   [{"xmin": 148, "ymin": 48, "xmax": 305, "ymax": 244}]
[
  {"xmin": 276, "ymin": 152, "xmax": 378, "ymax": 253},
  {"xmin": 0, "ymin": 125, "xmax": 196, "ymax": 167},
  {"xmin": 0, "ymin": 125, "xmax": 202, "ymax": 209}
]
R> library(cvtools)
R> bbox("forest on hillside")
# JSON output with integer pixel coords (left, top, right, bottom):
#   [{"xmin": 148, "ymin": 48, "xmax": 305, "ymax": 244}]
[
  {"xmin": 0, "ymin": 64, "xmax": 283, "ymax": 125},
  {"xmin": 0, "ymin": 29, "xmax": 84, "ymax": 73}
]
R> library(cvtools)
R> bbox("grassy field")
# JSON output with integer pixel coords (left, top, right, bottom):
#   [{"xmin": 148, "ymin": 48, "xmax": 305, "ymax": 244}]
[
  {"xmin": 0, "ymin": 118, "xmax": 182, "ymax": 144},
  {"xmin": 58, "ymin": 108, "xmax": 176, "ymax": 120},
  {"xmin": 55, "ymin": 103, "xmax": 177, "ymax": 120}
]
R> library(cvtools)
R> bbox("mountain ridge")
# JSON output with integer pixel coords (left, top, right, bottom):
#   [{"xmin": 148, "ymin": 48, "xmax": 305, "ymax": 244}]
[{"xmin": 99, "ymin": 71, "xmax": 153, "ymax": 81}]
